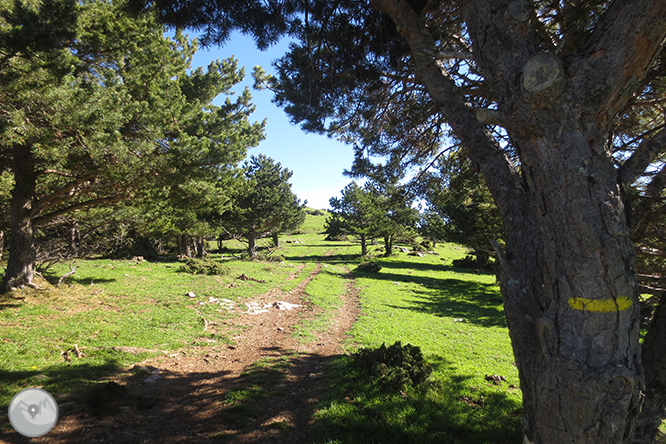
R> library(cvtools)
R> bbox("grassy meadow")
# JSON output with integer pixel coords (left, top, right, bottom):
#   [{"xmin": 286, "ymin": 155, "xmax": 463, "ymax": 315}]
[{"xmin": 0, "ymin": 212, "xmax": 521, "ymax": 442}]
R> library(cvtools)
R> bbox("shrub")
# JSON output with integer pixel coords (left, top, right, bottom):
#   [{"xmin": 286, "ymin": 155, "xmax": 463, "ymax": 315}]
[
  {"xmin": 420, "ymin": 239, "xmax": 433, "ymax": 251},
  {"xmin": 325, "ymin": 233, "xmax": 348, "ymax": 241},
  {"xmin": 451, "ymin": 255, "xmax": 478, "ymax": 268},
  {"xmin": 411, "ymin": 243, "xmax": 427, "ymax": 253},
  {"xmin": 452, "ymin": 254, "xmax": 494, "ymax": 270},
  {"xmin": 352, "ymin": 341, "xmax": 432, "ymax": 392},
  {"xmin": 178, "ymin": 258, "xmax": 230, "ymax": 275},
  {"xmin": 356, "ymin": 261, "xmax": 381, "ymax": 273},
  {"xmin": 266, "ymin": 254, "xmax": 286, "ymax": 262}
]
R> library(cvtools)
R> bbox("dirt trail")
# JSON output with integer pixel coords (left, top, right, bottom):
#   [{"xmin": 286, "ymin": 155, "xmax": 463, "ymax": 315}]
[{"xmin": 24, "ymin": 260, "xmax": 360, "ymax": 444}]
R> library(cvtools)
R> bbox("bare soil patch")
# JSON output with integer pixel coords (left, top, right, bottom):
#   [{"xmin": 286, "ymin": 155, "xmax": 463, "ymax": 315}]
[{"xmin": 16, "ymin": 261, "xmax": 359, "ymax": 444}]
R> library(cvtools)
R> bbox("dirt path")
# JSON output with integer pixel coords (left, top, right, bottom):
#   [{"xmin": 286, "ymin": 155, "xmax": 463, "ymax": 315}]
[{"xmin": 29, "ymin": 260, "xmax": 360, "ymax": 444}]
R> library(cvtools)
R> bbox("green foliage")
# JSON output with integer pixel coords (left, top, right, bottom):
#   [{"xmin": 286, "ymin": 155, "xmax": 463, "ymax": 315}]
[
  {"xmin": 178, "ymin": 258, "xmax": 230, "ymax": 275},
  {"xmin": 329, "ymin": 180, "xmax": 417, "ymax": 256},
  {"xmin": 411, "ymin": 243, "xmax": 427, "ymax": 253},
  {"xmin": 424, "ymin": 151, "xmax": 504, "ymax": 265},
  {"xmin": 0, "ymin": 0, "xmax": 264, "ymax": 285},
  {"xmin": 452, "ymin": 255, "xmax": 494, "ymax": 270},
  {"xmin": 324, "ymin": 213, "xmax": 349, "ymax": 241},
  {"xmin": 420, "ymin": 240, "xmax": 433, "ymax": 251},
  {"xmin": 328, "ymin": 183, "xmax": 378, "ymax": 245},
  {"xmin": 240, "ymin": 251, "xmax": 285, "ymax": 262},
  {"xmin": 353, "ymin": 341, "xmax": 432, "ymax": 392},
  {"xmin": 219, "ymin": 154, "xmax": 306, "ymax": 258},
  {"xmin": 418, "ymin": 209, "xmax": 446, "ymax": 246}
]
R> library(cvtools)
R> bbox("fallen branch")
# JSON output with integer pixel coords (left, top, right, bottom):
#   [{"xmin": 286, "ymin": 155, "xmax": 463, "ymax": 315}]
[{"xmin": 57, "ymin": 263, "xmax": 79, "ymax": 288}]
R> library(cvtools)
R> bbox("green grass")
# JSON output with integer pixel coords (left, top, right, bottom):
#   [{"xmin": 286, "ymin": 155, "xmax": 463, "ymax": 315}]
[
  {"xmin": 0, "ymin": 211, "xmax": 522, "ymax": 442},
  {"xmin": 312, "ymin": 244, "xmax": 522, "ymax": 444},
  {"xmin": 294, "ymin": 263, "xmax": 350, "ymax": 342}
]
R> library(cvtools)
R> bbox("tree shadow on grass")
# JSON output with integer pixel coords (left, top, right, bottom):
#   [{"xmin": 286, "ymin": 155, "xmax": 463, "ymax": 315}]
[
  {"xmin": 314, "ymin": 353, "xmax": 522, "ymax": 444},
  {"xmin": 67, "ymin": 277, "xmax": 117, "ymax": 286},
  {"xmin": 0, "ymin": 348, "xmax": 344, "ymax": 444},
  {"xmin": 375, "ymin": 258, "xmax": 452, "ymax": 274},
  {"xmin": 0, "ymin": 359, "xmax": 123, "ymax": 441},
  {"xmin": 0, "ymin": 293, "xmax": 24, "ymax": 311},
  {"xmin": 353, "ymin": 263, "xmax": 506, "ymax": 328},
  {"xmin": 395, "ymin": 285, "xmax": 506, "ymax": 328},
  {"xmin": 282, "ymin": 251, "xmax": 362, "ymax": 265},
  {"xmin": 378, "ymin": 258, "xmax": 497, "ymax": 276}
]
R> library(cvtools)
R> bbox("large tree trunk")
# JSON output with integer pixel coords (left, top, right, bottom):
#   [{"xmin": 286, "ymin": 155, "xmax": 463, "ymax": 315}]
[
  {"xmin": 196, "ymin": 236, "xmax": 206, "ymax": 258},
  {"xmin": 247, "ymin": 234, "xmax": 257, "ymax": 259},
  {"xmin": 508, "ymin": 122, "xmax": 642, "ymax": 444},
  {"xmin": 1, "ymin": 144, "xmax": 36, "ymax": 293},
  {"xmin": 383, "ymin": 235, "xmax": 393, "ymax": 257},
  {"xmin": 359, "ymin": 234, "xmax": 367, "ymax": 256},
  {"xmin": 369, "ymin": 0, "xmax": 662, "ymax": 440},
  {"xmin": 178, "ymin": 234, "xmax": 195, "ymax": 258}
]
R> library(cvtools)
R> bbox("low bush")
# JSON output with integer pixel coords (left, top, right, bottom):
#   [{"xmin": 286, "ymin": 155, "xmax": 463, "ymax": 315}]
[
  {"xmin": 352, "ymin": 341, "xmax": 432, "ymax": 392},
  {"xmin": 411, "ymin": 243, "xmax": 427, "ymax": 253},
  {"xmin": 178, "ymin": 258, "xmax": 230, "ymax": 275},
  {"xmin": 452, "ymin": 255, "xmax": 495, "ymax": 270},
  {"xmin": 420, "ymin": 240, "xmax": 433, "ymax": 251},
  {"xmin": 355, "ymin": 261, "xmax": 382, "ymax": 273},
  {"xmin": 324, "ymin": 233, "xmax": 348, "ymax": 241}
]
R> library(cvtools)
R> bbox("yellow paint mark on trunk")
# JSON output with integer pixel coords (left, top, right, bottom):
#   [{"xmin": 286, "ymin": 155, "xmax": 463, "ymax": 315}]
[{"xmin": 568, "ymin": 296, "xmax": 632, "ymax": 312}]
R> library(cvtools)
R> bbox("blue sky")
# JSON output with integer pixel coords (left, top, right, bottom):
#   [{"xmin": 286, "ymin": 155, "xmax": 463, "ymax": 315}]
[{"xmin": 190, "ymin": 32, "xmax": 354, "ymax": 210}]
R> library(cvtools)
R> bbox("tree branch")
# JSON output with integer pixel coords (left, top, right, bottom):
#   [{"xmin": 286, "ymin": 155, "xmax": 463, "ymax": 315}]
[
  {"xmin": 461, "ymin": 0, "xmax": 540, "ymax": 102},
  {"xmin": 632, "ymin": 164, "xmax": 666, "ymax": 233},
  {"xmin": 370, "ymin": 0, "xmax": 529, "ymax": 215},
  {"xmin": 33, "ymin": 195, "xmax": 126, "ymax": 227},
  {"xmin": 57, "ymin": 263, "xmax": 79, "ymax": 288},
  {"xmin": 576, "ymin": 0, "xmax": 666, "ymax": 122},
  {"xmin": 31, "ymin": 174, "xmax": 96, "ymax": 218},
  {"xmin": 370, "ymin": 0, "xmax": 544, "ymax": 331},
  {"xmin": 619, "ymin": 126, "xmax": 666, "ymax": 188},
  {"xmin": 415, "ymin": 48, "xmax": 474, "ymax": 60}
]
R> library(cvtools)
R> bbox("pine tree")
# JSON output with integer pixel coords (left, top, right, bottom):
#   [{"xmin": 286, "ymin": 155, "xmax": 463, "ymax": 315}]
[
  {"xmin": 219, "ymin": 154, "xmax": 305, "ymax": 258},
  {"xmin": 0, "ymin": 0, "xmax": 263, "ymax": 291}
]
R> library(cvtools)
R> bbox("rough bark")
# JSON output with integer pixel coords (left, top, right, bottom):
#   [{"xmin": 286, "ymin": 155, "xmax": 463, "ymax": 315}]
[
  {"xmin": 1, "ymin": 144, "xmax": 36, "ymax": 293},
  {"xmin": 370, "ymin": 0, "xmax": 666, "ymax": 442},
  {"xmin": 636, "ymin": 292, "xmax": 666, "ymax": 443},
  {"xmin": 271, "ymin": 232, "xmax": 279, "ymax": 248}
]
